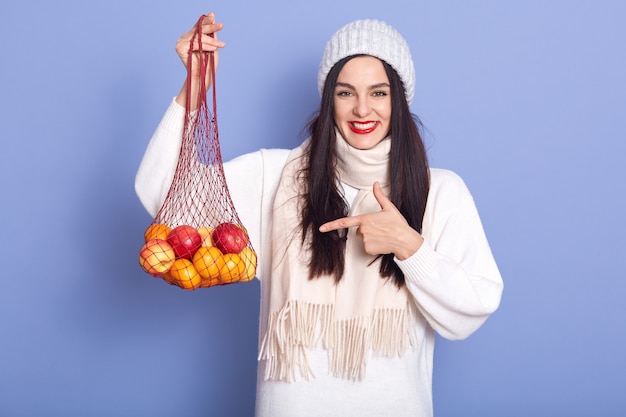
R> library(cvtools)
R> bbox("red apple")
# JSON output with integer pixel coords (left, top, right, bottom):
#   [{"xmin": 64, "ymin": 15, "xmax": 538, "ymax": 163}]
[
  {"xmin": 212, "ymin": 222, "xmax": 249, "ymax": 254},
  {"xmin": 166, "ymin": 225, "xmax": 202, "ymax": 259}
]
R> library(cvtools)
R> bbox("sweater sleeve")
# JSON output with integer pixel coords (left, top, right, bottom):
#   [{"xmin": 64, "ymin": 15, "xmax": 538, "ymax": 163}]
[
  {"xmin": 135, "ymin": 98, "xmax": 186, "ymax": 218},
  {"xmin": 396, "ymin": 168, "xmax": 503, "ymax": 341}
]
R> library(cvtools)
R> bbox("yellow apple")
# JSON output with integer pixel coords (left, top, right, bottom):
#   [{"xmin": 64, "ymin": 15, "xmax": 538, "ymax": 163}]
[
  {"xmin": 139, "ymin": 239, "xmax": 176, "ymax": 276},
  {"xmin": 197, "ymin": 226, "xmax": 214, "ymax": 247},
  {"xmin": 239, "ymin": 247, "xmax": 257, "ymax": 282}
]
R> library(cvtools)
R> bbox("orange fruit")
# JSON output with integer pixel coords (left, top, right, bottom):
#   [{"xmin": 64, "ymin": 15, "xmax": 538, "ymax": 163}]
[
  {"xmin": 192, "ymin": 246, "xmax": 225, "ymax": 283},
  {"xmin": 239, "ymin": 247, "xmax": 257, "ymax": 283},
  {"xmin": 144, "ymin": 223, "xmax": 172, "ymax": 242},
  {"xmin": 219, "ymin": 253, "xmax": 245, "ymax": 283},
  {"xmin": 166, "ymin": 258, "xmax": 201, "ymax": 290},
  {"xmin": 139, "ymin": 239, "xmax": 176, "ymax": 276}
]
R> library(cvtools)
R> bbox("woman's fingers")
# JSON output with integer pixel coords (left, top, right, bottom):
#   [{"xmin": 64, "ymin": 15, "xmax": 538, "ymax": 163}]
[
  {"xmin": 176, "ymin": 13, "xmax": 225, "ymax": 57},
  {"xmin": 173, "ymin": 12, "xmax": 226, "ymax": 108}
]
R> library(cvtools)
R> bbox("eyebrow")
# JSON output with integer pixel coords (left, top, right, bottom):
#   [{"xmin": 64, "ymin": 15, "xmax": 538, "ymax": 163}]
[{"xmin": 335, "ymin": 82, "xmax": 391, "ymax": 90}]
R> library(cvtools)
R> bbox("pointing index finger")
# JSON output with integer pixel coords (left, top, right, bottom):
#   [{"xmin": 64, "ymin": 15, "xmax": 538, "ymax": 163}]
[{"xmin": 319, "ymin": 215, "xmax": 362, "ymax": 233}]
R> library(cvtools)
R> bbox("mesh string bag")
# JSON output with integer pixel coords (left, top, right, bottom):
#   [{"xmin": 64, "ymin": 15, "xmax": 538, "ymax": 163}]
[{"xmin": 138, "ymin": 15, "xmax": 257, "ymax": 290}]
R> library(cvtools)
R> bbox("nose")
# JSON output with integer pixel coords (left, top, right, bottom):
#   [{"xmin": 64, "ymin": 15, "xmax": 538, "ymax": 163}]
[{"xmin": 353, "ymin": 96, "xmax": 371, "ymax": 117}]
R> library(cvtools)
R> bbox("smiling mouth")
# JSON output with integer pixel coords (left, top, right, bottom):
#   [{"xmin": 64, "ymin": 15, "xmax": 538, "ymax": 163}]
[{"xmin": 349, "ymin": 121, "xmax": 379, "ymax": 134}]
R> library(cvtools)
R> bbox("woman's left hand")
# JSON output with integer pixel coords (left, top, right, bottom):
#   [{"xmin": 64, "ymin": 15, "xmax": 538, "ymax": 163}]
[{"xmin": 319, "ymin": 182, "xmax": 424, "ymax": 260}]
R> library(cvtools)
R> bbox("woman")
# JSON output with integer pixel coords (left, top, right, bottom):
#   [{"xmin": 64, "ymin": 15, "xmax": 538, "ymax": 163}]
[{"xmin": 136, "ymin": 13, "xmax": 503, "ymax": 417}]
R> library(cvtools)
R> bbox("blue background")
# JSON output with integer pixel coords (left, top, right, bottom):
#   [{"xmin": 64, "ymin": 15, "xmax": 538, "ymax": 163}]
[{"xmin": 1, "ymin": 1, "xmax": 625, "ymax": 416}]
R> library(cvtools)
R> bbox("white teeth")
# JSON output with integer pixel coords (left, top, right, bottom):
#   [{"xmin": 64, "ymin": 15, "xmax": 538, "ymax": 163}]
[{"xmin": 352, "ymin": 121, "xmax": 377, "ymax": 130}]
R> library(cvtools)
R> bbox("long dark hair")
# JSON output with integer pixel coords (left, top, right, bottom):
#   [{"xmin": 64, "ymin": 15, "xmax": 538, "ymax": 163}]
[{"xmin": 299, "ymin": 55, "xmax": 430, "ymax": 287}]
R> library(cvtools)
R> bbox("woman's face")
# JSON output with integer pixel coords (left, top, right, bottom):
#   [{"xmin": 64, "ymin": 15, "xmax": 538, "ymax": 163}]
[{"xmin": 333, "ymin": 56, "xmax": 392, "ymax": 150}]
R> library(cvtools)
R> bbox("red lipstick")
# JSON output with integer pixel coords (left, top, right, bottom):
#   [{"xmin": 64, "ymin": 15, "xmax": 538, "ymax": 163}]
[{"xmin": 348, "ymin": 121, "xmax": 379, "ymax": 134}]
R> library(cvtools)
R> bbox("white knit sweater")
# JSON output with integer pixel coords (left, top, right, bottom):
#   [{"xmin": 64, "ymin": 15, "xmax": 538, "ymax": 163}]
[{"xmin": 135, "ymin": 99, "xmax": 503, "ymax": 417}]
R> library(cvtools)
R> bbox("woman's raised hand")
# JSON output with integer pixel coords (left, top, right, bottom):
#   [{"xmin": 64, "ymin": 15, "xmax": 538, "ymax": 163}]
[{"xmin": 175, "ymin": 12, "xmax": 226, "ymax": 108}]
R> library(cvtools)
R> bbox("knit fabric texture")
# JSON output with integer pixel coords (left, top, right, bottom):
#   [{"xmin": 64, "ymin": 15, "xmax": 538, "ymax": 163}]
[{"xmin": 317, "ymin": 19, "xmax": 416, "ymax": 104}]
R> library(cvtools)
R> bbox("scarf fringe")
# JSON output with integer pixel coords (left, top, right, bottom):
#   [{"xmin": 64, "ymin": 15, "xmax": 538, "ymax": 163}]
[{"xmin": 258, "ymin": 300, "xmax": 414, "ymax": 382}]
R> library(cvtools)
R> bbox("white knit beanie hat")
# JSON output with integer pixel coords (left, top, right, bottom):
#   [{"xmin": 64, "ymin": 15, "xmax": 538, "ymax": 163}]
[{"xmin": 318, "ymin": 19, "xmax": 416, "ymax": 105}]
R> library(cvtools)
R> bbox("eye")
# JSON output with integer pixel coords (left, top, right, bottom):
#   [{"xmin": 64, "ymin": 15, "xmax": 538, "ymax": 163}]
[
  {"xmin": 336, "ymin": 90, "xmax": 353, "ymax": 97},
  {"xmin": 372, "ymin": 90, "xmax": 389, "ymax": 97}
]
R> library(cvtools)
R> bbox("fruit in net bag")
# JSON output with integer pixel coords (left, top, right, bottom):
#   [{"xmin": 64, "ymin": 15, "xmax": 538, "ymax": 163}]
[
  {"xmin": 219, "ymin": 253, "xmax": 245, "ymax": 283},
  {"xmin": 167, "ymin": 225, "xmax": 202, "ymax": 259},
  {"xmin": 165, "ymin": 258, "xmax": 202, "ymax": 290},
  {"xmin": 193, "ymin": 246, "xmax": 225, "ymax": 285},
  {"xmin": 144, "ymin": 223, "xmax": 172, "ymax": 241},
  {"xmin": 212, "ymin": 222, "xmax": 249, "ymax": 254},
  {"xmin": 239, "ymin": 247, "xmax": 258, "ymax": 283},
  {"xmin": 139, "ymin": 239, "xmax": 176, "ymax": 276},
  {"xmin": 137, "ymin": 14, "xmax": 257, "ymax": 289},
  {"xmin": 197, "ymin": 226, "xmax": 214, "ymax": 247}
]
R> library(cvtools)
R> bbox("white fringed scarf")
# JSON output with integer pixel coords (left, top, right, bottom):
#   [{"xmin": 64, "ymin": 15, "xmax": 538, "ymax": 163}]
[{"xmin": 258, "ymin": 133, "xmax": 415, "ymax": 382}]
